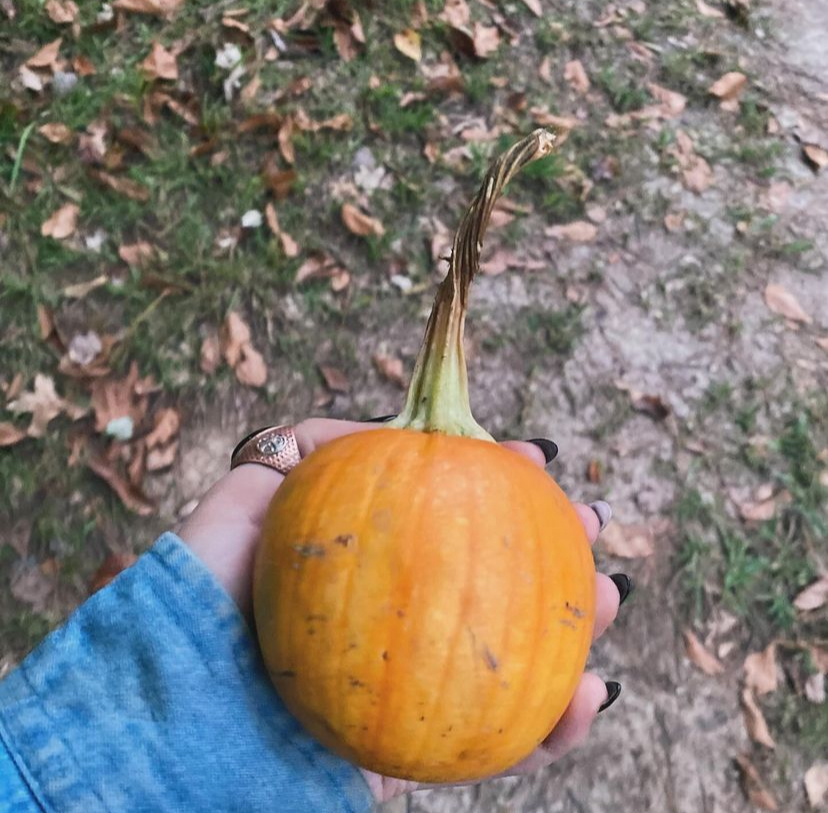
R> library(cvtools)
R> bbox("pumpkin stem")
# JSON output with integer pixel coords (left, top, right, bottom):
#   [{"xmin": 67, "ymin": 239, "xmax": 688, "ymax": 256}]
[{"xmin": 390, "ymin": 129, "xmax": 564, "ymax": 439}]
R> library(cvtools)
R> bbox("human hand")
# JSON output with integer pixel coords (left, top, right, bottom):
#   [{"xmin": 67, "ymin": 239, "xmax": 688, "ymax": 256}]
[{"xmin": 177, "ymin": 418, "xmax": 627, "ymax": 802}]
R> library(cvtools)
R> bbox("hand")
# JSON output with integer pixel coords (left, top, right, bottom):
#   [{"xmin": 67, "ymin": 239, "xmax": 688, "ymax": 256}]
[{"xmin": 177, "ymin": 418, "xmax": 623, "ymax": 803}]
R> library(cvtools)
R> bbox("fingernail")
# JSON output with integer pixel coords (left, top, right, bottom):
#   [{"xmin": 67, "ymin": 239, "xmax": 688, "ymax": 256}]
[
  {"xmin": 609, "ymin": 574, "xmax": 633, "ymax": 606},
  {"xmin": 598, "ymin": 681, "xmax": 622, "ymax": 713},
  {"xmin": 361, "ymin": 414, "xmax": 397, "ymax": 423},
  {"xmin": 527, "ymin": 438, "xmax": 558, "ymax": 464},
  {"xmin": 588, "ymin": 500, "xmax": 612, "ymax": 531}
]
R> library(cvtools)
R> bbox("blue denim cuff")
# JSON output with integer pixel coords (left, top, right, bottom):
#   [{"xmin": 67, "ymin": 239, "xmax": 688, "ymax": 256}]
[{"xmin": 0, "ymin": 532, "xmax": 374, "ymax": 813}]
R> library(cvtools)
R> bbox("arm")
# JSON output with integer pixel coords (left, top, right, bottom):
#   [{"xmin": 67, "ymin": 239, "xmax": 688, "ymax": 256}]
[{"xmin": 0, "ymin": 533, "xmax": 373, "ymax": 813}]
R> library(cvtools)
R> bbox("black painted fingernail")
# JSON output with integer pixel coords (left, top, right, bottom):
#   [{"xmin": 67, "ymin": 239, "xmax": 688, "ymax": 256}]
[
  {"xmin": 598, "ymin": 681, "xmax": 622, "ymax": 713},
  {"xmin": 609, "ymin": 574, "xmax": 633, "ymax": 606},
  {"xmin": 588, "ymin": 500, "xmax": 612, "ymax": 531},
  {"xmin": 361, "ymin": 414, "xmax": 397, "ymax": 423},
  {"xmin": 527, "ymin": 438, "xmax": 558, "ymax": 463}
]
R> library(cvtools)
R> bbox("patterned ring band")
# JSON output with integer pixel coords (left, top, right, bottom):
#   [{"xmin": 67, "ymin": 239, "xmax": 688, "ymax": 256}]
[{"xmin": 230, "ymin": 425, "xmax": 302, "ymax": 475}]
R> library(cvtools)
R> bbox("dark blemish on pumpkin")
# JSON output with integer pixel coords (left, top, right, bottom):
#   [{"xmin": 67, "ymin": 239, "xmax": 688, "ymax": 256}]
[
  {"xmin": 307, "ymin": 629, "xmax": 316, "ymax": 636},
  {"xmin": 483, "ymin": 646, "xmax": 498, "ymax": 671},
  {"xmin": 396, "ymin": 609, "xmax": 406, "ymax": 618},
  {"xmin": 362, "ymin": 726, "xmax": 368, "ymax": 731},
  {"xmin": 348, "ymin": 642, "xmax": 359, "ymax": 651},
  {"xmin": 498, "ymin": 728, "xmax": 503, "ymax": 734},
  {"xmin": 306, "ymin": 614, "xmax": 327, "ymax": 622},
  {"xmin": 292, "ymin": 543, "xmax": 326, "ymax": 558},
  {"xmin": 349, "ymin": 677, "xmax": 365, "ymax": 688},
  {"xmin": 276, "ymin": 670, "xmax": 296, "ymax": 678},
  {"xmin": 333, "ymin": 534, "xmax": 354, "ymax": 547},
  {"xmin": 500, "ymin": 681, "xmax": 510, "ymax": 689},
  {"xmin": 420, "ymin": 716, "xmax": 426, "ymax": 722},
  {"xmin": 565, "ymin": 601, "xmax": 585, "ymax": 619},
  {"xmin": 559, "ymin": 618, "xmax": 577, "ymax": 630},
  {"xmin": 381, "ymin": 651, "xmax": 389, "ymax": 661}
]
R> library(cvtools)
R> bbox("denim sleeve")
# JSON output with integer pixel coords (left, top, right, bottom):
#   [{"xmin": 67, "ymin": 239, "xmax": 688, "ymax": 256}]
[{"xmin": 0, "ymin": 532, "xmax": 374, "ymax": 813}]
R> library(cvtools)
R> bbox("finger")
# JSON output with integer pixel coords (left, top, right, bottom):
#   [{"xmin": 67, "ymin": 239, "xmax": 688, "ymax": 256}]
[
  {"xmin": 594, "ymin": 573, "xmax": 621, "ymax": 641},
  {"xmin": 503, "ymin": 673, "xmax": 609, "ymax": 775},
  {"xmin": 500, "ymin": 439, "xmax": 554, "ymax": 468}
]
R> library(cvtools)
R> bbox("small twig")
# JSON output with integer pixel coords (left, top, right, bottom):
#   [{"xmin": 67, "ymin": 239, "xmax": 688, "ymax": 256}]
[{"xmin": 9, "ymin": 122, "xmax": 35, "ymax": 192}]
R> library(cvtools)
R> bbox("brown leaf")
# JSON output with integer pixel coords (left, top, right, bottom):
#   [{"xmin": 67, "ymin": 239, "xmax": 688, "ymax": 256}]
[
  {"xmin": 89, "ymin": 552, "xmax": 139, "ymax": 594},
  {"xmin": 146, "ymin": 439, "xmax": 178, "ymax": 471},
  {"xmin": 145, "ymin": 407, "xmax": 179, "ymax": 448},
  {"xmin": 330, "ymin": 268, "xmax": 350, "ymax": 292},
  {"xmin": 141, "ymin": 41, "xmax": 178, "ymax": 81},
  {"xmin": 648, "ymin": 82, "xmax": 687, "ymax": 116},
  {"xmin": 0, "ymin": 422, "xmax": 26, "ymax": 447},
  {"xmin": 294, "ymin": 254, "xmax": 341, "ymax": 284},
  {"xmin": 601, "ymin": 522, "xmax": 655, "ymax": 558},
  {"xmin": 333, "ymin": 23, "xmax": 359, "ymax": 62},
  {"xmin": 89, "ymin": 365, "xmax": 146, "ymax": 436},
  {"xmin": 265, "ymin": 203, "xmax": 299, "ymax": 257},
  {"xmin": 41, "ymin": 203, "xmax": 79, "ymax": 240},
  {"xmin": 744, "ymin": 643, "xmax": 778, "ymax": 696},
  {"xmin": 394, "ymin": 28, "xmax": 422, "ymax": 62},
  {"xmin": 803, "ymin": 144, "xmax": 828, "ymax": 172},
  {"xmin": 805, "ymin": 764, "xmax": 828, "ymax": 809},
  {"xmin": 373, "ymin": 353, "xmax": 407, "ymax": 388},
  {"xmin": 262, "ymin": 159, "xmax": 297, "ymax": 199},
  {"xmin": 741, "ymin": 687, "xmax": 776, "ymax": 748},
  {"xmin": 38, "ymin": 122, "xmax": 73, "ymax": 144},
  {"xmin": 89, "ymin": 170, "xmax": 150, "ymax": 201},
  {"xmin": 111, "ymin": 0, "xmax": 182, "ymax": 16},
  {"xmin": 674, "ymin": 130, "xmax": 713, "ymax": 193},
  {"xmin": 278, "ymin": 117, "xmax": 295, "ymax": 165},
  {"xmin": 341, "ymin": 203, "xmax": 385, "ymax": 237},
  {"xmin": 764, "ymin": 283, "xmax": 812, "ymax": 324},
  {"xmin": 794, "ymin": 577, "xmax": 828, "ymax": 611},
  {"xmin": 235, "ymin": 345, "xmax": 267, "ymax": 387},
  {"xmin": 440, "ymin": 0, "xmax": 469, "ymax": 28},
  {"xmin": 664, "ymin": 212, "xmax": 685, "ymax": 232},
  {"xmin": 27, "ymin": 37, "xmax": 62, "ymax": 69},
  {"xmin": 736, "ymin": 755, "xmax": 778, "ymax": 810},
  {"xmin": 545, "ymin": 221, "xmax": 598, "ymax": 242},
  {"xmin": 118, "ymin": 241, "xmax": 155, "ymax": 267},
  {"xmin": 78, "ymin": 119, "xmax": 108, "ymax": 164},
  {"xmin": 472, "ymin": 23, "xmax": 500, "ymax": 58},
  {"xmin": 684, "ymin": 629, "xmax": 725, "ymax": 675},
  {"xmin": 696, "ymin": 0, "xmax": 725, "ymax": 16},
  {"xmin": 521, "ymin": 0, "xmax": 542, "ymax": 15},
  {"xmin": 629, "ymin": 392, "xmax": 670, "ymax": 420},
  {"xmin": 7, "ymin": 374, "xmax": 78, "ymax": 437},
  {"xmin": 319, "ymin": 365, "xmax": 350, "ymax": 393},
  {"xmin": 199, "ymin": 334, "xmax": 221, "ymax": 374},
  {"xmin": 738, "ymin": 495, "xmax": 777, "ymax": 522},
  {"xmin": 88, "ymin": 456, "xmax": 156, "ymax": 515},
  {"xmin": 73, "ymin": 55, "xmax": 96, "ymax": 76},
  {"xmin": 45, "ymin": 0, "xmax": 78, "ymax": 23},
  {"xmin": 480, "ymin": 248, "xmax": 519, "ymax": 276},
  {"xmin": 709, "ymin": 71, "xmax": 748, "ymax": 111},
  {"xmin": 564, "ymin": 60, "xmax": 590, "ymax": 95},
  {"xmin": 220, "ymin": 311, "xmax": 252, "ymax": 368}
]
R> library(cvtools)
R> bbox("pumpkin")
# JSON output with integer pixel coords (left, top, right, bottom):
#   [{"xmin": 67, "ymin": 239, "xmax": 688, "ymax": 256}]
[{"xmin": 253, "ymin": 130, "xmax": 596, "ymax": 783}]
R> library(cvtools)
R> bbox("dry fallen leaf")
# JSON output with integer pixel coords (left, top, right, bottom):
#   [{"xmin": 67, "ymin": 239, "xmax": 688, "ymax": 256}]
[
  {"xmin": 736, "ymin": 755, "xmax": 778, "ymax": 810},
  {"xmin": 741, "ymin": 687, "xmax": 776, "ymax": 748},
  {"xmin": 145, "ymin": 407, "xmax": 179, "ymax": 448},
  {"xmin": 0, "ymin": 422, "xmax": 26, "ymax": 447},
  {"xmin": 738, "ymin": 494, "xmax": 777, "ymax": 522},
  {"xmin": 41, "ymin": 203, "xmax": 79, "ymax": 240},
  {"xmin": 564, "ymin": 60, "xmax": 590, "ymax": 94},
  {"xmin": 629, "ymin": 391, "xmax": 671, "ymax": 420},
  {"xmin": 794, "ymin": 576, "xmax": 828, "ymax": 611},
  {"xmin": 545, "ymin": 221, "xmax": 598, "ymax": 242},
  {"xmin": 684, "ymin": 629, "xmax": 725, "ymax": 675},
  {"xmin": 744, "ymin": 643, "xmax": 778, "ymax": 696},
  {"xmin": 112, "ymin": 0, "xmax": 182, "ymax": 16},
  {"xmin": 664, "ymin": 212, "xmax": 685, "ymax": 232},
  {"xmin": 440, "ymin": 0, "xmax": 470, "ymax": 28},
  {"xmin": 221, "ymin": 311, "xmax": 252, "ymax": 368},
  {"xmin": 7, "ymin": 374, "xmax": 81, "ymax": 438},
  {"xmin": 601, "ymin": 521, "xmax": 655, "ymax": 558},
  {"xmin": 319, "ymin": 365, "xmax": 350, "ymax": 393},
  {"xmin": 89, "ymin": 364, "xmax": 146, "ymax": 437},
  {"xmin": 90, "ymin": 170, "xmax": 151, "ymax": 202},
  {"xmin": 261, "ymin": 161, "xmax": 297, "ymax": 199},
  {"xmin": 38, "ymin": 122, "xmax": 73, "ymax": 144},
  {"xmin": 696, "ymin": 0, "xmax": 725, "ymax": 16},
  {"xmin": 118, "ymin": 241, "xmax": 155, "ymax": 267},
  {"xmin": 341, "ymin": 203, "xmax": 385, "ymax": 237},
  {"xmin": 802, "ymin": 144, "xmax": 828, "ymax": 172},
  {"xmin": 521, "ymin": 0, "xmax": 542, "ymax": 15},
  {"xmin": 235, "ymin": 345, "xmax": 267, "ymax": 387},
  {"xmin": 27, "ymin": 37, "xmax": 62, "ymax": 69},
  {"xmin": 89, "ymin": 552, "xmax": 139, "ymax": 594},
  {"xmin": 88, "ymin": 456, "xmax": 156, "ymax": 515},
  {"xmin": 45, "ymin": 0, "xmax": 78, "ymax": 23},
  {"xmin": 472, "ymin": 23, "xmax": 500, "ymax": 58},
  {"xmin": 62, "ymin": 274, "xmax": 108, "ymax": 299},
  {"xmin": 295, "ymin": 254, "xmax": 342, "ymax": 284},
  {"xmin": 805, "ymin": 672, "xmax": 825, "ymax": 704},
  {"xmin": 265, "ymin": 203, "xmax": 299, "ymax": 257},
  {"xmin": 141, "ymin": 41, "xmax": 178, "ymax": 81},
  {"xmin": 373, "ymin": 353, "xmax": 407, "ymax": 388},
  {"xmin": 394, "ymin": 28, "xmax": 422, "ymax": 62},
  {"xmin": 805, "ymin": 764, "xmax": 828, "ymax": 809},
  {"xmin": 146, "ymin": 439, "xmax": 178, "ymax": 471},
  {"xmin": 708, "ymin": 71, "xmax": 748, "ymax": 111},
  {"xmin": 674, "ymin": 130, "xmax": 713, "ymax": 193},
  {"xmin": 648, "ymin": 82, "xmax": 687, "ymax": 117},
  {"xmin": 764, "ymin": 283, "xmax": 812, "ymax": 324}
]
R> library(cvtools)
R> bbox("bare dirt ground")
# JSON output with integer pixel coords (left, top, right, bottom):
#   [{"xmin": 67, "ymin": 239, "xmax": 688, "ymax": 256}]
[{"xmin": 2, "ymin": 0, "xmax": 826, "ymax": 810}]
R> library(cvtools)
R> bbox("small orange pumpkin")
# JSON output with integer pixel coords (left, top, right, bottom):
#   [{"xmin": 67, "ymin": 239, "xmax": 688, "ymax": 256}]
[{"xmin": 254, "ymin": 130, "xmax": 596, "ymax": 782}]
